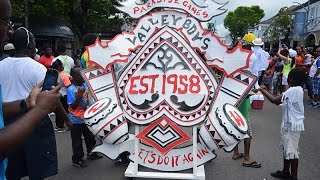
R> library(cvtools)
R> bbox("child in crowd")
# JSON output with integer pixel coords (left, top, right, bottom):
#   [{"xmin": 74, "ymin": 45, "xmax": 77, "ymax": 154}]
[
  {"xmin": 255, "ymin": 67, "xmax": 307, "ymax": 180},
  {"xmin": 51, "ymin": 59, "xmax": 71, "ymax": 132},
  {"xmin": 67, "ymin": 67, "xmax": 103, "ymax": 168},
  {"xmin": 263, "ymin": 70, "xmax": 273, "ymax": 91},
  {"xmin": 273, "ymin": 58, "xmax": 284, "ymax": 96}
]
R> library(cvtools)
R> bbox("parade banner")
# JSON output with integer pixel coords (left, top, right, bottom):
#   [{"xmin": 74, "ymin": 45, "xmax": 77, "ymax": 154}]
[
  {"xmin": 294, "ymin": 11, "xmax": 307, "ymax": 37},
  {"xmin": 115, "ymin": 0, "xmax": 227, "ymax": 22},
  {"xmin": 83, "ymin": 0, "xmax": 258, "ymax": 179}
]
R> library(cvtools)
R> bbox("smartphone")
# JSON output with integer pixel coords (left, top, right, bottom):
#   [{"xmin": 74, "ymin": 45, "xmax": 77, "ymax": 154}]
[{"xmin": 42, "ymin": 69, "xmax": 59, "ymax": 91}]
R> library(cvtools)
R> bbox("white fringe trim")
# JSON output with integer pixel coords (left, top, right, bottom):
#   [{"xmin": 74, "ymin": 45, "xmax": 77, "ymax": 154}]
[
  {"xmin": 283, "ymin": 150, "xmax": 300, "ymax": 160},
  {"xmin": 290, "ymin": 121, "xmax": 304, "ymax": 132}
]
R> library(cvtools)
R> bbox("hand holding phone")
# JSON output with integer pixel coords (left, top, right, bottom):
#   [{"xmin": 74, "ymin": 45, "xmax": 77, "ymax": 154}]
[{"xmin": 42, "ymin": 69, "xmax": 59, "ymax": 91}]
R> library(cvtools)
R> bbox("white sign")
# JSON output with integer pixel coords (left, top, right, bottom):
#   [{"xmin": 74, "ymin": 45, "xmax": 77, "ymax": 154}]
[
  {"xmin": 134, "ymin": 143, "xmax": 215, "ymax": 171},
  {"xmin": 115, "ymin": 0, "xmax": 227, "ymax": 22},
  {"xmin": 83, "ymin": 0, "xmax": 257, "ymax": 176}
]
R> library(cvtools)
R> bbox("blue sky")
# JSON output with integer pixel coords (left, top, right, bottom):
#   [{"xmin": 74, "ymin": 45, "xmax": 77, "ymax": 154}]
[{"xmin": 214, "ymin": 0, "xmax": 308, "ymax": 35}]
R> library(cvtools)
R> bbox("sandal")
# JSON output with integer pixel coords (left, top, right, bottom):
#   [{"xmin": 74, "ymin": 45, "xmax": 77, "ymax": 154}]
[
  {"xmin": 232, "ymin": 153, "xmax": 244, "ymax": 160},
  {"xmin": 243, "ymin": 161, "xmax": 262, "ymax": 168},
  {"xmin": 270, "ymin": 170, "xmax": 291, "ymax": 179}
]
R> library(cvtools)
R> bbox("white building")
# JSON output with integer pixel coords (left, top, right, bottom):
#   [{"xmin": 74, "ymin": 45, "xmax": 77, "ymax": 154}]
[{"xmin": 293, "ymin": 0, "xmax": 320, "ymax": 47}]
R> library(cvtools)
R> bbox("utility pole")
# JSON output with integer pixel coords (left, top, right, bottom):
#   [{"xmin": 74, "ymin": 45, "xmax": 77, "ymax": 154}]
[
  {"xmin": 294, "ymin": 0, "xmax": 310, "ymax": 46},
  {"xmin": 305, "ymin": 0, "xmax": 310, "ymax": 47},
  {"xmin": 25, "ymin": 0, "xmax": 29, "ymax": 29}
]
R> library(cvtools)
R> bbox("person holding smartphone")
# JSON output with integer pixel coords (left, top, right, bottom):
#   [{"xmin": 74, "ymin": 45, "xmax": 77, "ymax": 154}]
[
  {"xmin": 0, "ymin": 0, "xmax": 64, "ymax": 179},
  {"xmin": 0, "ymin": 27, "xmax": 64, "ymax": 180}
]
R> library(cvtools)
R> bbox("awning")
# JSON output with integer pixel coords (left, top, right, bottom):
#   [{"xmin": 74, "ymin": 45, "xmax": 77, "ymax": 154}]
[{"xmin": 29, "ymin": 16, "xmax": 74, "ymax": 39}]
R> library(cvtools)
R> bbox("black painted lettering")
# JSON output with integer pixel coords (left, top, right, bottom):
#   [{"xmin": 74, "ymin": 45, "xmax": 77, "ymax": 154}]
[
  {"xmin": 182, "ymin": 19, "xmax": 192, "ymax": 29},
  {"xmin": 201, "ymin": 38, "xmax": 210, "ymax": 50},
  {"xmin": 148, "ymin": 18, "xmax": 159, "ymax": 25},
  {"xmin": 141, "ymin": 25, "xmax": 151, "ymax": 33},
  {"xmin": 187, "ymin": 24, "xmax": 197, "ymax": 35},
  {"xmin": 126, "ymin": 36, "xmax": 137, "ymax": 46},
  {"xmin": 172, "ymin": 15, "xmax": 183, "ymax": 26},
  {"xmin": 138, "ymin": 33, "xmax": 147, "ymax": 42},
  {"xmin": 192, "ymin": 32, "xmax": 203, "ymax": 41}
]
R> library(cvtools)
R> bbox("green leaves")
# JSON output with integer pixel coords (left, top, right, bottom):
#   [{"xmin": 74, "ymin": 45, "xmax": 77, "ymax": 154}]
[
  {"xmin": 224, "ymin": 6, "xmax": 265, "ymax": 46},
  {"xmin": 264, "ymin": 7, "xmax": 293, "ymax": 44},
  {"xmin": 11, "ymin": 0, "xmax": 122, "ymax": 35}
]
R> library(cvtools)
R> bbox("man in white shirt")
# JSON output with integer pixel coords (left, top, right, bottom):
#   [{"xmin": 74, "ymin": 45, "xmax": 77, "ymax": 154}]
[
  {"xmin": 308, "ymin": 46, "xmax": 320, "ymax": 107},
  {"xmin": 251, "ymin": 38, "xmax": 269, "ymax": 85},
  {"xmin": 52, "ymin": 44, "xmax": 74, "ymax": 75},
  {"xmin": 0, "ymin": 27, "xmax": 59, "ymax": 180}
]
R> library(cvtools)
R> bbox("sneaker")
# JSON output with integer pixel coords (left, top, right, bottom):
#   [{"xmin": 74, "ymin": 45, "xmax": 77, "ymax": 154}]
[
  {"xmin": 72, "ymin": 159, "xmax": 88, "ymax": 168},
  {"xmin": 316, "ymin": 103, "xmax": 320, "ymax": 108},
  {"xmin": 87, "ymin": 152, "xmax": 103, "ymax": 160},
  {"xmin": 304, "ymin": 102, "xmax": 313, "ymax": 107},
  {"xmin": 114, "ymin": 151, "xmax": 131, "ymax": 166},
  {"xmin": 306, "ymin": 102, "xmax": 319, "ymax": 108},
  {"xmin": 56, "ymin": 127, "xmax": 67, "ymax": 133},
  {"xmin": 271, "ymin": 170, "xmax": 291, "ymax": 180}
]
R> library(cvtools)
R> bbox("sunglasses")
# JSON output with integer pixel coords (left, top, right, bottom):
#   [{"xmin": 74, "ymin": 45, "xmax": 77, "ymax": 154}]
[{"xmin": 0, "ymin": 19, "xmax": 14, "ymax": 28}]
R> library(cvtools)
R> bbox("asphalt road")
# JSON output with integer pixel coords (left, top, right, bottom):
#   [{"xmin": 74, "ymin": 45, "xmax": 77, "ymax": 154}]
[{"xmin": 45, "ymin": 99, "xmax": 320, "ymax": 180}]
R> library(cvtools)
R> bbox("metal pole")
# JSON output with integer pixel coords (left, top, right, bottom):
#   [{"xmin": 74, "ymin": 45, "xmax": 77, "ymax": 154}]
[
  {"xmin": 24, "ymin": 0, "xmax": 29, "ymax": 29},
  {"xmin": 305, "ymin": 0, "xmax": 310, "ymax": 47}
]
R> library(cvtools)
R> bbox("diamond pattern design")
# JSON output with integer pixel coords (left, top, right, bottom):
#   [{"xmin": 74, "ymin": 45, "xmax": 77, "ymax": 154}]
[{"xmin": 136, "ymin": 116, "xmax": 191, "ymax": 155}]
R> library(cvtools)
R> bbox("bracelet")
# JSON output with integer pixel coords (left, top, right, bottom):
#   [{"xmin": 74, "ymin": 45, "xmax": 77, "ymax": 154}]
[{"xmin": 20, "ymin": 99, "xmax": 28, "ymax": 113}]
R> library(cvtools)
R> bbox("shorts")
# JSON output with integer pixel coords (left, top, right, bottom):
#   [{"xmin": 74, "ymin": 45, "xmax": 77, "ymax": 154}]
[
  {"xmin": 312, "ymin": 77, "xmax": 320, "ymax": 95},
  {"xmin": 280, "ymin": 129, "xmax": 301, "ymax": 160},
  {"xmin": 238, "ymin": 98, "xmax": 252, "ymax": 138},
  {"xmin": 5, "ymin": 115, "xmax": 58, "ymax": 179},
  {"xmin": 282, "ymin": 74, "xmax": 288, "ymax": 86}
]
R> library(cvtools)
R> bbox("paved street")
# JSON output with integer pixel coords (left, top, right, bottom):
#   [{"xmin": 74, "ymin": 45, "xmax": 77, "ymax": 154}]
[{"xmin": 46, "ymin": 98, "xmax": 320, "ymax": 180}]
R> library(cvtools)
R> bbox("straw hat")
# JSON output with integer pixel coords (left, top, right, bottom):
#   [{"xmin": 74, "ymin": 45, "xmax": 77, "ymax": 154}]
[{"xmin": 252, "ymin": 38, "xmax": 264, "ymax": 46}]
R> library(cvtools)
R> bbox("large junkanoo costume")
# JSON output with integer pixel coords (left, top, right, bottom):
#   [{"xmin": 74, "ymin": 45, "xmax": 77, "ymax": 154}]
[{"xmin": 80, "ymin": 0, "xmax": 258, "ymax": 179}]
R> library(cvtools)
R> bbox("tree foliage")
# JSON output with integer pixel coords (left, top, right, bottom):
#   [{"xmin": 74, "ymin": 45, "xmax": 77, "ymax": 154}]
[
  {"xmin": 224, "ymin": 6, "xmax": 265, "ymax": 46},
  {"xmin": 11, "ymin": 0, "xmax": 123, "ymax": 35},
  {"xmin": 264, "ymin": 7, "xmax": 294, "ymax": 44}
]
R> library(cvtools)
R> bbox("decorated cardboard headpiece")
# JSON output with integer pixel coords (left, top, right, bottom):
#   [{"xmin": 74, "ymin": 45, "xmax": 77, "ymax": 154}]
[
  {"xmin": 241, "ymin": 33, "xmax": 256, "ymax": 45},
  {"xmin": 81, "ymin": 0, "xmax": 258, "ymax": 178}
]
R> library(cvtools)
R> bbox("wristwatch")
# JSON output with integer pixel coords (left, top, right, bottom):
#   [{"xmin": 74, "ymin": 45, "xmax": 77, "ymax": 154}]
[{"xmin": 20, "ymin": 99, "xmax": 28, "ymax": 113}]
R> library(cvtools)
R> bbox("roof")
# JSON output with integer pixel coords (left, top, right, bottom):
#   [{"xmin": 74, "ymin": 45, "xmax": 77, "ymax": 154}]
[
  {"xmin": 29, "ymin": 16, "xmax": 74, "ymax": 39},
  {"xmin": 292, "ymin": 0, "xmax": 320, "ymax": 11}
]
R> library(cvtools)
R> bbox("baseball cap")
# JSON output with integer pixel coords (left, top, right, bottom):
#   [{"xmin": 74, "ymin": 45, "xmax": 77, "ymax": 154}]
[{"xmin": 4, "ymin": 43, "xmax": 15, "ymax": 51}]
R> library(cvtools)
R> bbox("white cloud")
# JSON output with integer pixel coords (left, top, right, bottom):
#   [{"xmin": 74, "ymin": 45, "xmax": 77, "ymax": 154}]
[{"xmin": 213, "ymin": 0, "xmax": 307, "ymax": 35}]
